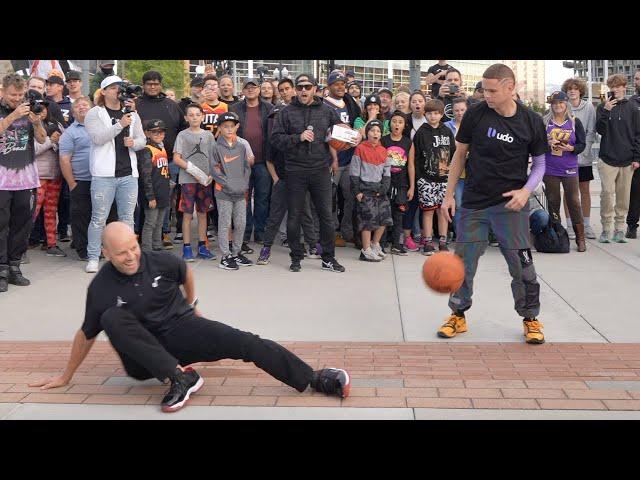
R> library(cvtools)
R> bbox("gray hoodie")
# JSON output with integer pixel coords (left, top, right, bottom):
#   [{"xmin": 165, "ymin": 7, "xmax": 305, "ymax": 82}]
[
  {"xmin": 570, "ymin": 99, "xmax": 596, "ymax": 167},
  {"xmin": 209, "ymin": 135, "xmax": 251, "ymax": 201}
]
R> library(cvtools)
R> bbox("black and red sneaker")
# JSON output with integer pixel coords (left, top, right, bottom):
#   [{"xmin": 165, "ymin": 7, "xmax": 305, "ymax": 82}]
[
  {"xmin": 161, "ymin": 367, "xmax": 204, "ymax": 413},
  {"xmin": 311, "ymin": 368, "xmax": 351, "ymax": 398}
]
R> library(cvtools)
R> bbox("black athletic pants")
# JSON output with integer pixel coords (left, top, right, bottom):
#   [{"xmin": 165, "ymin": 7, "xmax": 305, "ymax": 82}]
[
  {"xmin": 626, "ymin": 168, "xmax": 640, "ymax": 230},
  {"xmin": 100, "ymin": 307, "xmax": 314, "ymax": 391},
  {"xmin": 0, "ymin": 189, "xmax": 34, "ymax": 264},
  {"xmin": 286, "ymin": 167, "xmax": 335, "ymax": 261},
  {"xmin": 70, "ymin": 181, "xmax": 92, "ymax": 258}
]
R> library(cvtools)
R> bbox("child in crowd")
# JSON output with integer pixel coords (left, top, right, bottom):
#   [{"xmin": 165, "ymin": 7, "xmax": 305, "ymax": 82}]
[
  {"xmin": 381, "ymin": 110, "xmax": 415, "ymax": 255},
  {"xmin": 138, "ymin": 119, "xmax": 171, "ymax": 252},
  {"xmin": 173, "ymin": 103, "xmax": 216, "ymax": 262},
  {"xmin": 350, "ymin": 120, "xmax": 393, "ymax": 262},
  {"xmin": 413, "ymin": 99, "xmax": 456, "ymax": 255},
  {"xmin": 210, "ymin": 112, "xmax": 254, "ymax": 270}
]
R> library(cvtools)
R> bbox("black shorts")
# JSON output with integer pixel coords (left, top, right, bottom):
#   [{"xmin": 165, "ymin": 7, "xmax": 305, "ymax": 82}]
[{"xmin": 578, "ymin": 165, "xmax": 594, "ymax": 182}]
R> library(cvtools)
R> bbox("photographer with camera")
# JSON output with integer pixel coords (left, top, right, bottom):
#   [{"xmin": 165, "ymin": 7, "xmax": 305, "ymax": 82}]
[
  {"xmin": 595, "ymin": 74, "xmax": 640, "ymax": 244},
  {"xmin": 84, "ymin": 75, "xmax": 146, "ymax": 273},
  {"xmin": 0, "ymin": 74, "xmax": 47, "ymax": 293}
]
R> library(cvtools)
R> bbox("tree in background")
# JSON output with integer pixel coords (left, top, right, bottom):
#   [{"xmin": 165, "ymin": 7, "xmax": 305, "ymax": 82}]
[{"xmin": 122, "ymin": 60, "xmax": 188, "ymax": 98}]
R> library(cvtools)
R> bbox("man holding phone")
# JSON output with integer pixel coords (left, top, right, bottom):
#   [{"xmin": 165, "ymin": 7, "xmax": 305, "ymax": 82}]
[
  {"xmin": 595, "ymin": 74, "xmax": 640, "ymax": 244},
  {"xmin": 438, "ymin": 68, "xmax": 469, "ymax": 121}
]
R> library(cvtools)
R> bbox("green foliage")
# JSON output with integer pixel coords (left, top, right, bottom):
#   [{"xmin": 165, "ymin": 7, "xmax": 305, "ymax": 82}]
[
  {"xmin": 528, "ymin": 100, "xmax": 548, "ymax": 116},
  {"xmin": 121, "ymin": 60, "xmax": 187, "ymax": 98}
]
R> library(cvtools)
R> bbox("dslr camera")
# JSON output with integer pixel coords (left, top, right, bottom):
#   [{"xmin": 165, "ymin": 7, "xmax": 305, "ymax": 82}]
[
  {"xmin": 26, "ymin": 89, "xmax": 46, "ymax": 114},
  {"xmin": 118, "ymin": 82, "xmax": 143, "ymax": 114}
]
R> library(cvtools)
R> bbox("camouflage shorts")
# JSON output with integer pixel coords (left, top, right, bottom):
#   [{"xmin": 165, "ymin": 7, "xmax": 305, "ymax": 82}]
[{"xmin": 356, "ymin": 193, "xmax": 393, "ymax": 231}]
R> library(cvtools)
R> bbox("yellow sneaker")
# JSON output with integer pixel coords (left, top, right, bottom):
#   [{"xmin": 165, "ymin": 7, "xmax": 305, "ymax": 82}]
[
  {"xmin": 523, "ymin": 319, "xmax": 545, "ymax": 344},
  {"xmin": 437, "ymin": 314, "xmax": 467, "ymax": 338}
]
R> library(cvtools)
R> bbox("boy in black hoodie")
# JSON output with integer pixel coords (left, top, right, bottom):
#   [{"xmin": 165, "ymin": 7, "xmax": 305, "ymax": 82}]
[
  {"xmin": 138, "ymin": 120, "xmax": 171, "ymax": 252},
  {"xmin": 595, "ymin": 74, "xmax": 640, "ymax": 243},
  {"xmin": 413, "ymin": 99, "xmax": 456, "ymax": 255}
]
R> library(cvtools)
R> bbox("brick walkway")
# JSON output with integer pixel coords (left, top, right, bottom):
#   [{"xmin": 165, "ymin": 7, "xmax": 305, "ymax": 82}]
[{"xmin": 2, "ymin": 341, "xmax": 640, "ymax": 411}]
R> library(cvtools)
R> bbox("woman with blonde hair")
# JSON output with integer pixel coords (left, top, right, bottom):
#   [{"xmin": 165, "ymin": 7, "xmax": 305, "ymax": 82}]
[{"xmin": 543, "ymin": 91, "xmax": 587, "ymax": 252}]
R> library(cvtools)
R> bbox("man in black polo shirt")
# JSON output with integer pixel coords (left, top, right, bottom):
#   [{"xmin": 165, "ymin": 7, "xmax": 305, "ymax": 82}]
[
  {"xmin": 30, "ymin": 222, "xmax": 351, "ymax": 412},
  {"xmin": 439, "ymin": 64, "xmax": 548, "ymax": 345}
]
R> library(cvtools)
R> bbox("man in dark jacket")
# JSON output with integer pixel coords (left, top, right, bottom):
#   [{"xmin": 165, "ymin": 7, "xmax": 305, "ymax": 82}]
[
  {"xmin": 595, "ymin": 74, "xmax": 640, "ymax": 243},
  {"xmin": 230, "ymin": 78, "xmax": 274, "ymax": 247},
  {"xmin": 135, "ymin": 71, "xmax": 188, "ymax": 247},
  {"xmin": 271, "ymin": 74, "xmax": 346, "ymax": 273}
]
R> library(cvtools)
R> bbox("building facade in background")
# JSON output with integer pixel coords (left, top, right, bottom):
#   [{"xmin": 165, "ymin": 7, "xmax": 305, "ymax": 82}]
[
  {"xmin": 188, "ymin": 60, "xmax": 501, "ymax": 97},
  {"xmin": 570, "ymin": 60, "xmax": 640, "ymax": 96},
  {"xmin": 503, "ymin": 60, "xmax": 546, "ymax": 105}
]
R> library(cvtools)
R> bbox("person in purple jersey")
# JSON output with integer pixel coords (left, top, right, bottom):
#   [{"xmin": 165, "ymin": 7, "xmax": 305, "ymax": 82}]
[{"xmin": 542, "ymin": 91, "xmax": 587, "ymax": 252}]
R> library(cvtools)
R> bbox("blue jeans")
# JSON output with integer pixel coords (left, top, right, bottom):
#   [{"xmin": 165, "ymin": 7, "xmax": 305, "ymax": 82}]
[
  {"xmin": 87, "ymin": 175, "xmax": 138, "ymax": 261},
  {"xmin": 163, "ymin": 162, "xmax": 181, "ymax": 234},
  {"xmin": 244, "ymin": 163, "xmax": 272, "ymax": 242}
]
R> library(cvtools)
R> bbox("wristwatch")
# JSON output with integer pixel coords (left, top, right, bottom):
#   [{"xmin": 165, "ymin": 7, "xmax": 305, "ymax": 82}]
[{"xmin": 189, "ymin": 297, "xmax": 199, "ymax": 309}]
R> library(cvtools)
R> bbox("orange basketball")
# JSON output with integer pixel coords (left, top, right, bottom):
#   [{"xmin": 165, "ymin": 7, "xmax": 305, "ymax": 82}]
[
  {"xmin": 328, "ymin": 138, "xmax": 353, "ymax": 152},
  {"xmin": 422, "ymin": 252, "xmax": 465, "ymax": 294},
  {"xmin": 328, "ymin": 125, "xmax": 358, "ymax": 151}
]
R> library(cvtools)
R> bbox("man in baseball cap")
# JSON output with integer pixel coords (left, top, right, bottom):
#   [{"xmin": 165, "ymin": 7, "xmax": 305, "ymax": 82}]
[
  {"xmin": 295, "ymin": 73, "xmax": 318, "ymax": 87},
  {"xmin": 243, "ymin": 77, "xmax": 260, "ymax": 89},
  {"xmin": 378, "ymin": 87, "xmax": 393, "ymax": 120},
  {"xmin": 327, "ymin": 70, "xmax": 347, "ymax": 86}
]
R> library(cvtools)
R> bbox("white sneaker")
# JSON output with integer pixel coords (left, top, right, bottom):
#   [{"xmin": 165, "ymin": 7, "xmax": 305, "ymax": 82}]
[
  {"xmin": 85, "ymin": 259, "xmax": 99, "ymax": 273},
  {"xmin": 567, "ymin": 225, "xmax": 576, "ymax": 240},
  {"xmin": 584, "ymin": 225, "xmax": 596, "ymax": 239},
  {"xmin": 360, "ymin": 247, "xmax": 382, "ymax": 262},
  {"xmin": 371, "ymin": 243, "xmax": 387, "ymax": 259}
]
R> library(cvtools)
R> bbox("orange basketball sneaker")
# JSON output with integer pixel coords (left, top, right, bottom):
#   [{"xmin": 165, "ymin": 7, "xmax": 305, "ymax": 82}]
[
  {"xmin": 523, "ymin": 318, "xmax": 545, "ymax": 344},
  {"xmin": 437, "ymin": 313, "xmax": 468, "ymax": 338}
]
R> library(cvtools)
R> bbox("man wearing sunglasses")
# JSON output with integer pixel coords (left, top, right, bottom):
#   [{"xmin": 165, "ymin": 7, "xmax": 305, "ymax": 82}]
[{"xmin": 271, "ymin": 74, "xmax": 347, "ymax": 273}]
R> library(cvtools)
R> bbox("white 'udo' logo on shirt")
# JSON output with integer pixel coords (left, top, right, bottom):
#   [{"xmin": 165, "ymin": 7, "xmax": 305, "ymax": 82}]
[{"xmin": 487, "ymin": 127, "xmax": 513, "ymax": 143}]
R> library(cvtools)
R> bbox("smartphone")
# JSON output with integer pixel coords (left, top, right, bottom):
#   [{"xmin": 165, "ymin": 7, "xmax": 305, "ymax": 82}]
[
  {"xmin": 608, "ymin": 91, "xmax": 615, "ymax": 100},
  {"xmin": 449, "ymin": 85, "xmax": 459, "ymax": 94}
]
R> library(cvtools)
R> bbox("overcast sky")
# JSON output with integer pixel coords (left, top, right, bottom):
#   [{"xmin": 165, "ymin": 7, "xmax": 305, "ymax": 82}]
[{"xmin": 546, "ymin": 60, "xmax": 574, "ymax": 87}]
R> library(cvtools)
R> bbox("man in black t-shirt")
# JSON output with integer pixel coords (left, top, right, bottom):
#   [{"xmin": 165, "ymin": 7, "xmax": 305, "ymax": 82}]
[
  {"xmin": 438, "ymin": 64, "xmax": 548, "ymax": 344},
  {"xmin": 30, "ymin": 222, "xmax": 352, "ymax": 413}
]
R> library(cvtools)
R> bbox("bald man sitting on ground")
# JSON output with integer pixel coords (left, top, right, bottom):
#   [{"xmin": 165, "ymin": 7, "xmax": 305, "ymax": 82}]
[{"xmin": 30, "ymin": 222, "xmax": 351, "ymax": 412}]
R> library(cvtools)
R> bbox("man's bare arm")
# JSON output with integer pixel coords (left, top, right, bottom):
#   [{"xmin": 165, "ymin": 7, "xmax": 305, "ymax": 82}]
[{"xmin": 29, "ymin": 330, "xmax": 96, "ymax": 390}]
